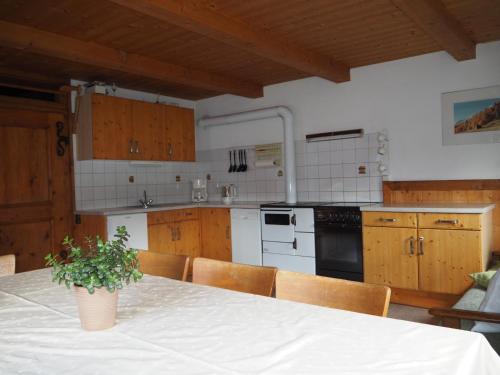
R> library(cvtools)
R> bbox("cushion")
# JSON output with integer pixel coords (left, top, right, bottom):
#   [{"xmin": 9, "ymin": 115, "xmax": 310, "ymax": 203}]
[
  {"xmin": 469, "ymin": 270, "xmax": 497, "ymax": 289},
  {"xmin": 472, "ymin": 271, "xmax": 500, "ymax": 333},
  {"xmin": 453, "ymin": 287, "xmax": 486, "ymax": 331}
]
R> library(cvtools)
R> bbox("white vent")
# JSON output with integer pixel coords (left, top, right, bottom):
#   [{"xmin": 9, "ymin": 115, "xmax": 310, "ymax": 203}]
[{"xmin": 306, "ymin": 128, "xmax": 364, "ymax": 142}]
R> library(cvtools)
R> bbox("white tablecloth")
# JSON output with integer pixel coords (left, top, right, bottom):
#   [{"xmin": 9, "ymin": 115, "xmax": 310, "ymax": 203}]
[{"xmin": 1, "ymin": 269, "xmax": 499, "ymax": 374}]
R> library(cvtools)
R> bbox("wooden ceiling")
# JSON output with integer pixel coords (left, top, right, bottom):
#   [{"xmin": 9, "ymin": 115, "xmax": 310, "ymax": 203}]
[{"xmin": 0, "ymin": 0, "xmax": 499, "ymax": 100}]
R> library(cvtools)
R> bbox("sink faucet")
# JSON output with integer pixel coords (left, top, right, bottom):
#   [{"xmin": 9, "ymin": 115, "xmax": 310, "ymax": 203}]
[{"xmin": 139, "ymin": 190, "xmax": 153, "ymax": 209}]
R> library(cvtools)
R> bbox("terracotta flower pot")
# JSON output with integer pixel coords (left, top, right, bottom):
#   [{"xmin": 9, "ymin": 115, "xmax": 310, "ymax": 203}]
[{"xmin": 74, "ymin": 286, "xmax": 119, "ymax": 331}]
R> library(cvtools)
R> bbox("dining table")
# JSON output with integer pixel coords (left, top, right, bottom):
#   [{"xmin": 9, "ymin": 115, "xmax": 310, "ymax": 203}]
[{"xmin": 1, "ymin": 268, "xmax": 499, "ymax": 374}]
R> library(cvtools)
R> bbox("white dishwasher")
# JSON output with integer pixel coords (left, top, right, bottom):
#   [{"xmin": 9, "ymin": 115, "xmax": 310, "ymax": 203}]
[{"xmin": 230, "ymin": 209, "xmax": 262, "ymax": 266}]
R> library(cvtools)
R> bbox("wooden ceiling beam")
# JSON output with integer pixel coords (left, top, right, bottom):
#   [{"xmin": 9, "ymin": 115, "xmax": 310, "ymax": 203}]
[
  {"xmin": 0, "ymin": 21, "xmax": 263, "ymax": 98},
  {"xmin": 391, "ymin": 0, "xmax": 475, "ymax": 61},
  {"xmin": 107, "ymin": 0, "xmax": 350, "ymax": 83}
]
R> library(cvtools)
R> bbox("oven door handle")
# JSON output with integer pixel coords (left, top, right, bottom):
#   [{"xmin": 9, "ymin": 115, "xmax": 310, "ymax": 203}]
[
  {"xmin": 292, "ymin": 237, "xmax": 297, "ymax": 250},
  {"xmin": 290, "ymin": 214, "xmax": 296, "ymax": 226}
]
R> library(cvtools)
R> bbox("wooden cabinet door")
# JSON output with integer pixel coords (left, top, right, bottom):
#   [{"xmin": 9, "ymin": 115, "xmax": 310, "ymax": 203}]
[
  {"xmin": 175, "ymin": 220, "xmax": 201, "ymax": 259},
  {"xmin": 147, "ymin": 223, "xmax": 176, "ymax": 254},
  {"xmin": 92, "ymin": 94, "xmax": 133, "ymax": 160},
  {"xmin": 164, "ymin": 105, "xmax": 195, "ymax": 161},
  {"xmin": 200, "ymin": 208, "xmax": 232, "ymax": 261},
  {"xmin": 131, "ymin": 101, "xmax": 164, "ymax": 161},
  {"xmin": 418, "ymin": 229, "xmax": 482, "ymax": 294},
  {"xmin": 363, "ymin": 226, "xmax": 418, "ymax": 290}
]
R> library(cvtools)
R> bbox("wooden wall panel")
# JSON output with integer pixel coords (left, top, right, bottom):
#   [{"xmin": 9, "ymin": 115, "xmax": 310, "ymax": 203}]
[
  {"xmin": 383, "ymin": 180, "xmax": 500, "ymax": 250},
  {"xmin": 0, "ymin": 125, "xmax": 50, "ymax": 205},
  {"xmin": 0, "ymin": 221, "xmax": 53, "ymax": 273}
]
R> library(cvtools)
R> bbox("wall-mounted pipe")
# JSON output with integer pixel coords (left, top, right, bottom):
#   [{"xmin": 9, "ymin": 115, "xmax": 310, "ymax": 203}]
[{"xmin": 198, "ymin": 106, "xmax": 297, "ymax": 204}]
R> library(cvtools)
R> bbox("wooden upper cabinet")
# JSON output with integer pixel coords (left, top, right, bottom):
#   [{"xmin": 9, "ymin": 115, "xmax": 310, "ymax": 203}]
[
  {"xmin": 131, "ymin": 100, "xmax": 164, "ymax": 161},
  {"xmin": 90, "ymin": 94, "xmax": 133, "ymax": 160},
  {"xmin": 164, "ymin": 105, "xmax": 195, "ymax": 162},
  {"xmin": 77, "ymin": 94, "xmax": 195, "ymax": 161}
]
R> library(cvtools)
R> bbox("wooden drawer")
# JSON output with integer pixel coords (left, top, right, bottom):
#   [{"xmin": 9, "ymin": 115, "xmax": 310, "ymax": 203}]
[
  {"xmin": 418, "ymin": 213, "xmax": 481, "ymax": 230},
  {"xmin": 148, "ymin": 208, "xmax": 199, "ymax": 224},
  {"xmin": 362, "ymin": 212, "xmax": 417, "ymax": 228}
]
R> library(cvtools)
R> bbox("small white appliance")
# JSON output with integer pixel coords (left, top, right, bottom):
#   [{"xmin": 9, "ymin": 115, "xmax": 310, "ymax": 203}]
[
  {"xmin": 107, "ymin": 213, "xmax": 148, "ymax": 250},
  {"xmin": 231, "ymin": 209, "xmax": 262, "ymax": 266},
  {"xmin": 191, "ymin": 178, "xmax": 208, "ymax": 203},
  {"xmin": 260, "ymin": 205, "xmax": 315, "ymax": 274},
  {"xmin": 219, "ymin": 184, "xmax": 237, "ymax": 205}
]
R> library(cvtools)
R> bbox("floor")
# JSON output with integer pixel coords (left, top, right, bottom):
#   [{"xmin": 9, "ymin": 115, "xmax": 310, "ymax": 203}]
[{"xmin": 387, "ymin": 303, "xmax": 440, "ymax": 325}]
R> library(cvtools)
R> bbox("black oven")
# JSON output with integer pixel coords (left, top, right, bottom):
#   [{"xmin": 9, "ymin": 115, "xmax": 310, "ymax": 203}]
[{"xmin": 314, "ymin": 205, "xmax": 363, "ymax": 282}]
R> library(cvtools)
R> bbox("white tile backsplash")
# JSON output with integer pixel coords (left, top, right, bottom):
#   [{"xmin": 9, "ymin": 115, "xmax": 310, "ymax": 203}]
[{"xmin": 74, "ymin": 133, "xmax": 385, "ymax": 209}]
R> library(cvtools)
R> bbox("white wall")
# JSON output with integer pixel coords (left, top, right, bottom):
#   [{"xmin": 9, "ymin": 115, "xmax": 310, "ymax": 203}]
[{"xmin": 196, "ymin": 41, "xmax": 500, "ymax": 181}]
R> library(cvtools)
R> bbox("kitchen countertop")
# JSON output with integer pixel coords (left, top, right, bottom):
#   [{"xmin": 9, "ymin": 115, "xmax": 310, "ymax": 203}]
[
  {"xmin": 75, "ymin": 201, "xmax": 270, "ymax": 216},
  {"xmin": 360, "ymin": 203, "xmax": 495, "ymax": 214}
]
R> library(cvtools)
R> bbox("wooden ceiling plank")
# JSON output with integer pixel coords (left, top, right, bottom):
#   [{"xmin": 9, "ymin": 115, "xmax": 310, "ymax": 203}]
[
  {"xmin": 391, "ymin": 0, "xmax": 476, "ymax": 61},
  {"xmin": 107, "ymin": 0, "xmax": 350, "ymax": 83},
  {"xmin": 0, "ymin": 20, "xmax": 263, "ymax": 98}
]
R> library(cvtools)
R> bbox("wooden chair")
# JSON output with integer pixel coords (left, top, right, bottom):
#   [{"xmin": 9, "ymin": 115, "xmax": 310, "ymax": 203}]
[
  {"xmin": 275, "ymin": 270, "xmax": 391, "ymax": 317},
  {"xmin": 192, "ymin": 257, "xmax": 277, "ymax": 297},
  {"xmin": 137, "ymin": 251, "xmax": 189, "ymax": 281},
  {"xmin": 0, "ymin": 254, "xmax": 15, "ymax": 277}
]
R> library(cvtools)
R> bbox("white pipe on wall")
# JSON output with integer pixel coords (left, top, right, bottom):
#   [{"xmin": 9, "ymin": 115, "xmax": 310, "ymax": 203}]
[{"xmin": 198, "ymin": 106, "xmax": 297, "ymax": 204}]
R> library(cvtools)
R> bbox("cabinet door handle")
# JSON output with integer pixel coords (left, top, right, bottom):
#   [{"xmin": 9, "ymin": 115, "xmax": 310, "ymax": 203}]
[
  {"xmin": 171, "ymin": 227, "xmax": 176, "ymax": 241},
  {"xmin": 290, "ymin": 214, "xmax": 296, "ymax": 226},
  {"xmin": 168, "ymin": 143, "xmax": 173, "ymax": 159},
  {"xmin": 379, "ymin": 218, "xmax": 397, "ymax": 222},
  {"xmin": 409, "ymin": 236, "xmax": 415, "ymax": 256},
  {"xmin": 129, "ymin": 139, "xmax": 134, "ymax": 154},
  {"xmin": 436, "ymin": 219, "xmax": 459, "ymax": 225},
  {"xmin": 177, "ymin": 227, "xmax": 181, "ymax": 241},
  {"xmin": 292, "ymin": 238, "xmax": 297, "ymax": 250},
  {"xmin": 418, "ymin": 236, "xmax": 424, "ymax": 255},
  {"xmin": 135, "ymin": 140, "xmax": 140, "ymax": 153},
  {"xmin": 226, "ymin": 225, "xmax": 230, "ymax": 240}
]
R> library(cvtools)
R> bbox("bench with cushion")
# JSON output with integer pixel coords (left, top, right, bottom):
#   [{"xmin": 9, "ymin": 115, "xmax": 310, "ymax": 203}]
[{"xmin": 430, "ymin": 268, "xmax": 500, "ymax": 354}]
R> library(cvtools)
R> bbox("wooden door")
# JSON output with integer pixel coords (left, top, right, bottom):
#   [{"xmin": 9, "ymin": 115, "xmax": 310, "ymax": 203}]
[
  {"xmin": 200, "ymin": 208, "xmax": 232, "ymax": 261},
  {"xmin": 164, "ymin": 105, "xmax": 195, "ymax": 161},
  {"xmin": 132, "ymin": 101, "xmax": 163, "ymax": 161},
  {"xmin": 175, "ymin": 220, "xmax": 201, "ymax": 259},
  {"xmin": 418, "ymin": 228, "xmax": 482, "ymax": 294},
  {"xmin": 147, "ymin": 223, "xmax": 176, "ymax": 254},
  {"xmin": 92, "ymin": 94, "xmax": 133, "ymax": 160},
  {"xmin": 363, "ymin": 226, "xmax": 418, "ymax": 290},
  {"xmin": 0, "ymin": 106, "xmax": 72, "ymax": 272}
]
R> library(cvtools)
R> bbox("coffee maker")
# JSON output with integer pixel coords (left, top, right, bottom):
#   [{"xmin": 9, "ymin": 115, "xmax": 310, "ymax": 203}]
[{"xmin": 191, "ymin": 178, "xmax": 208, "ymax": 203}]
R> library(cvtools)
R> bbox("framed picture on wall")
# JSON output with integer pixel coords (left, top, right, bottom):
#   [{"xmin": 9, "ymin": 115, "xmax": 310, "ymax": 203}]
[{"xmin": 442, "ymin": 85, "xmax": 500, "ymax": 145}]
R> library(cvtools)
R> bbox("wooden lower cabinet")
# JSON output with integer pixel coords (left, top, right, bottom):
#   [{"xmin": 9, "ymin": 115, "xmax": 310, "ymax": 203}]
[
  {"xmin": 418, "ymin": 228, "xmax": 482, "ymax": 294},
  {"xmin": 363, "ymin": 226, "xmax": 418, "ymax": 290},
  {"xmin": 147, "ymin": 208, "xmax": 231, "ymax": 265},
  {"xmin": 200, "ymin": 208, "xmax": 232, "ymax": 262},
  {"xmin": 363, "ymin": 211, "xmax": 490, "ymax": 305}
]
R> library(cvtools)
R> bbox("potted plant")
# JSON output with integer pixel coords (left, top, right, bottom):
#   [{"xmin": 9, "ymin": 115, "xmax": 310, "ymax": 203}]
[{"xmin": 45, "ymin": 226, "xmax": 143, "ymax": 331}]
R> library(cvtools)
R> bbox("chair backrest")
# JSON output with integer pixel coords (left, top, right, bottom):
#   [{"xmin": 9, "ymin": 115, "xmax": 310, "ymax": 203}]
[
  {"xmin": 276, "ymin": 270, "xmax": 391, "ymax": 317},
  {"xmin": 192, "ymin": 258, "xmax": 277, "ymax": 297},
  {"xmin": 0, "ymin": 254, "xmax": 15, "ymax": 277},
  {"xmin": 137, "ymin": 251, "xmax": 189, "ymax": 281}
]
